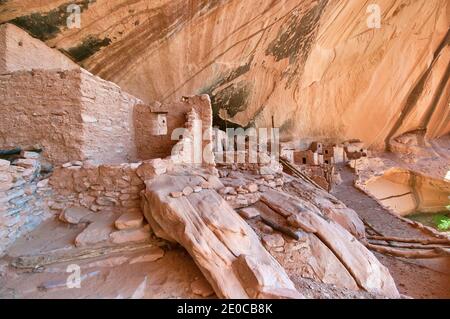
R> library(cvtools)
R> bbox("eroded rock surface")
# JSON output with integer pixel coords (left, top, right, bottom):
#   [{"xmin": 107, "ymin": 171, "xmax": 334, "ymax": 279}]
[
  {"xmin": 214, "ymin": 164, "xmax": 400, "ymax": 297},
  {"xmin": 141, "ymin": 173, "xmax": 302, "ymax": 299},
  {"xmin": 2, "ymin": 0, "xmax": 448, "ymax": 148},
  {"xmin": 256, "ymin": 189, "xmax": 399, "ymax": 297}
]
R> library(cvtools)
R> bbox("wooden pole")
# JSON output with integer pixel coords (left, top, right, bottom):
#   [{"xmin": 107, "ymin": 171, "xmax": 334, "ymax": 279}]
[
  {"xmin": 367, "ymin": 243, "xmax": 450, "ymax": 259},
  {"xmin": 367, "ymin": 235, "xmax": 450, "ymax": 245}
]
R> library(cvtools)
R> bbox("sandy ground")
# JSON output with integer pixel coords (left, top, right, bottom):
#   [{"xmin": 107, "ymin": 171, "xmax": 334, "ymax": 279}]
[
  {"xmin": 332, "ymin": 164, "xmax": 450, "ymax": 299},
  {"xmin": 1, "ymin": 143, "xmax": 449, "ymax": 299},
  {"xmin": 0, "ymin": 218, "xmax": 211, "ymax": 299},
  {"xmin": 0, "ymin": 217, "xmax": 386, "ymax": 300}
]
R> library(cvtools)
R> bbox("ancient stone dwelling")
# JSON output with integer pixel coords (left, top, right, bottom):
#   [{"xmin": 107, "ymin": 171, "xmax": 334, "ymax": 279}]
[
  {"xmin": 0, "ymin": 0, "xmax": 449, "ymax": 301},
  {"xmin": 0, "ymin": 24, "xmax": 214, "ymax": 166},
  {"xmin": 0, "ymin": 24, "xmax": 213, "ymax": 253}
]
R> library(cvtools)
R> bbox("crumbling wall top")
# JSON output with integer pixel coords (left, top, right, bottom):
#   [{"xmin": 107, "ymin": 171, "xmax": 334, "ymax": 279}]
[{"xmin": 0, "ymin": 23, "xmax": 78, "ymax": 74}]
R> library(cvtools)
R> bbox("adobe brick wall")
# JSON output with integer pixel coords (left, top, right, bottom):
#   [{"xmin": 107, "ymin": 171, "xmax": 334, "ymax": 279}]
[
  {"xmin": 0, "ymin": 68, "xmax": 143, "ymax": 165},
  {"xmin": 79, "ymin": 69, "xmax": 142, "ymax": 164},
  {"xmin": 0, "ymin": 23, "xmax": 78, "ymax": 74},
  {"xmin": 0, "ymin": 69, "xmax": 85, "ymax": 164},
  {"xmin": 134, "ymin": 94, "xmax": 213, "ymax": 160}
]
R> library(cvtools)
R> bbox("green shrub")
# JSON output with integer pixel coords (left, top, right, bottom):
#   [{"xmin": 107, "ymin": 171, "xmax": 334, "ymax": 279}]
[{"xmin": 433, "ymin": 214, "xmax": 450, "ymax": 231}]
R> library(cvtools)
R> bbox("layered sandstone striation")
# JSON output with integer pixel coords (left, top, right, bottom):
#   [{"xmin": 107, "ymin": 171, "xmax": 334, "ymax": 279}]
[
  {"xmin": 142, "ymin": 172, "xmax": 302, "ymax": 299},
  {"xmin": 356, "ymin": 159, "xmax": 450, "ymax": 217},
  {"xmin": 0, "ymin": 1, "xmax": 448, "ymax": 299},
  {"xmin": 1, "ymin": 0, "xmax": 448, "ymax": 149}
]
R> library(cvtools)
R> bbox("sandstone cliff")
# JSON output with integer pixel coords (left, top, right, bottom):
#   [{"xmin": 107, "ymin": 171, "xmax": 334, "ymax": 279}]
[{"xmin": 1, "ymin": 0, "xmax": 449, "ymax": 149}]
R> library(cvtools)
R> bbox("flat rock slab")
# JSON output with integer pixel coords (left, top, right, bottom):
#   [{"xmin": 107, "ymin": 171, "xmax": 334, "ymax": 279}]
[
  {"xmin": 129, "ymin": 247, "xmax": 165, "ymax": 264},
  {"xmin": 262, "ymin": 234, "xmax": 285, "ymax": 248},
  {"xmin": 238, "ymin": 207, "xmax": 260, "ymax": 219},
  {"xmin": 110, "ymin": 226, "xmax": 151, "ymax": 244},
  {"xmin": 255, "ymin": 201, "xmax": 309, "ymax": 240},
  {"xmin": 74, "ymin": 212, "xmax": 116, "ymax": 247},
  {"xmin": 142, "ymin": 173, "xmax": 302, "ymax": 299},
  {"xmin": 261, "ymin": 189, "xmax": 400, "ymax": 298},
  {"xmin": 115, "ymin": 211, "xmax": 144, "ymax": 230},
  {"xmin": 0, "ymin": 159, "xmax": 10, "ymax": 170},
  {"xmin": 60, "ymin": 207, "xmax": 93, "ymax": 224},
  {"xmin": 284, "ymin": 180, "xmax": 366, "ymax": 239},
  {"xmin": 252, "ymin": 201, "xmax": 359, "ymax": 290}
]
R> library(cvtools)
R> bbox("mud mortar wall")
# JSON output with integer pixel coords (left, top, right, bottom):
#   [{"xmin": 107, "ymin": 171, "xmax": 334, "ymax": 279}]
[
  {"xmin": 134, "ymin": 95, "xmax": 213, "ymax": 160},
  {"xmin": 0, "ymin": 68, "xmax": 143, "ymax": 165},
  {"xmin": 0, "ymin": 23, "xmax": 78, "ymax": 73},
  {"xmin": 79, "ymin": 69, "xmax": 142, "ymax": 164},
  {"xmin": 0, "ymin": 24, "xmax": 215, "ymax": 166},
  {"xmin": 0, "ymin": 24, "xmax": 143, "ymax": 165},
  {"xmin": 48, "ymin": 109, "xmax": 213, "ymax": 216},
  {"xmin": 0, "ymin": 69, "xmax": 85, "ymax": 164},
  {"xmin": 0, "ymin": 157, "xmax": 52, "ymax": 256},
  {"xmin": 49, "ymin": 163, "xmax": 145, "ymax": 214}
]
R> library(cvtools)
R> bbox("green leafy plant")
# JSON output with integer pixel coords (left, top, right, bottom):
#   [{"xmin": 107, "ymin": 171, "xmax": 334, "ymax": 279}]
[{"xmin": 433, "ymin": 214, "xmax": 450, "ymax": 231}]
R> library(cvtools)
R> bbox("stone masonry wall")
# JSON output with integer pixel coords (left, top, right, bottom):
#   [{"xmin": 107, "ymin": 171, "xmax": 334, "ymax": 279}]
[
  {"xmin": 48, "ymin": 101, "xmax": 214, "ymax": 218},
  {"xmin": 49, "ymin": 162, "xmax": 145, "ymax": 214},
  {"xmin": 0, "ymin": 23, "xmax": 78, "ymax": 74},
  {"xmin": 1, "ymin": 24, "xmax": 143, "ymax": 165},
  {"xmin": 1, "ymin": 155, "xmax": 174, "ymax": 254},
  {"xmin": 0, "ymin": 154, "xmax": 52, "ymax": 255},
  {"xmin": 0, "ymin": 69, "xmax": 85, "ymax": 164},
  {"xmin": 0, "ymin": 68, "xmax": 143, "ymax": 165},
  {"xmin": 79, "ymin": 69, "xmax": 142, "ymax": 164},
  {"xmin": 134, "ymin": 94, "xmax": 213, "ymax": 160},
  {"xmin": 170, "ymin": 107, "xmax": 215, "ymax": 166},
  {"xmin": 1, "ymin": 24, "xmax": 212, "ymax": 166}
]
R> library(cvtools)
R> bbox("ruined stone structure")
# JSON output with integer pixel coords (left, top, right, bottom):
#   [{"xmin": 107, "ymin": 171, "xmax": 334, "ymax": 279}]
[
  {"xmin": 0, "ymin": 24, "xmax": 216, "ymax": 256},
  {"xmin": 294, "ymin": 150, "xmax": 318, "ymax": 166},
  {"xmin": 0, "ymin": 67, "xmax": 143, "ymax": 165},
  {"xmin": 0, "ymin": 24, "xmax": 214, "ymax": 166},
  {"xmin": 0, "ymin": 1, "xmax": 449, "ymax": 301},
  {"xmin": 134, "ymin": 95, "xmax": 213, "ymax": 161},
  {"xmin": 290, "ymin": 141, "xmax": 347, "ymax": 167},
  {"xmin": 0, "ymin": 154, "xmax": 52, "ymax": 253},
  {"xmin": 2, "ymin": 0, "xmax": 447, "ymax": 149}
]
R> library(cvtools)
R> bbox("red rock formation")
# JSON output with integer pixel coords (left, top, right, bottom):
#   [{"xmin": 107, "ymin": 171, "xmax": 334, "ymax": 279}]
[{"xmin": 1, "ymin": 0, "xmax": 447, "ymax": 149}]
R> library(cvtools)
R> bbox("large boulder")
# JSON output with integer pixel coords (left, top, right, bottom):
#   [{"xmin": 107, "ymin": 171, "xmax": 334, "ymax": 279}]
[
  {"xmin": 141, "ymin": 173, "xmax": 302, "ymax": 299},
  {"xmin": 259, "ymin": 189, "xmax": 399, "ymax": 298}
]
